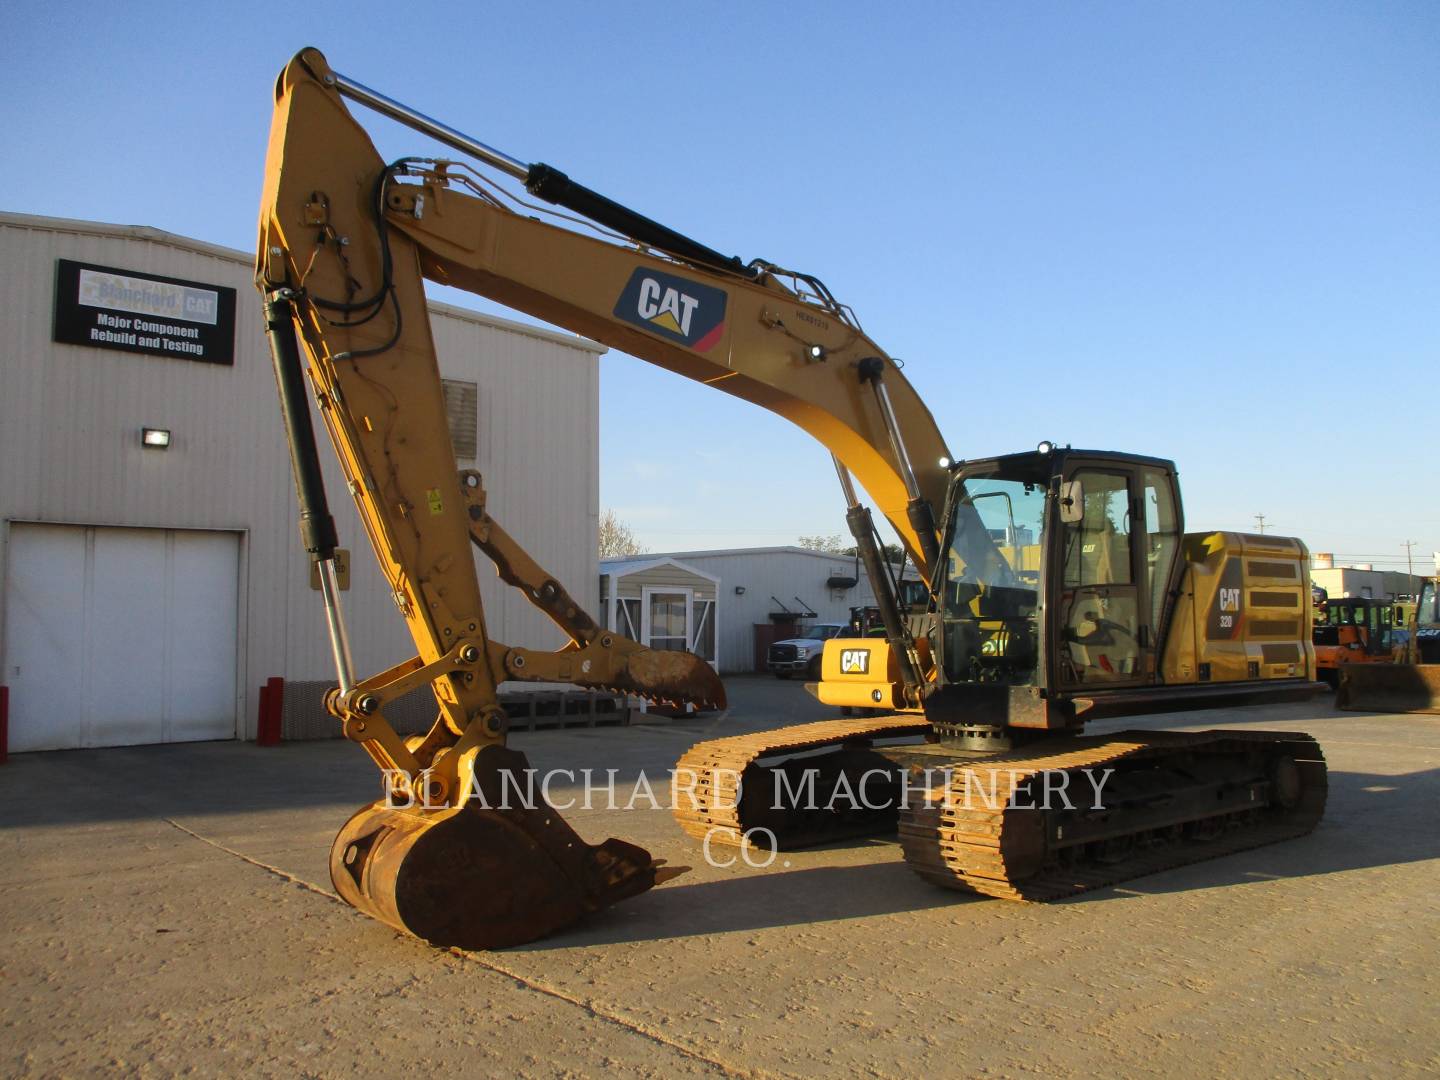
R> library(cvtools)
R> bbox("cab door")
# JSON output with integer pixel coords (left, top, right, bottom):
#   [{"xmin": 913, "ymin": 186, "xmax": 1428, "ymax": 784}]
[
  {"xmin": 1139, "ymin": 464, "xmax": 1184, "ymax": 670},
  {"xmin": 1055, "ymin": 467, "xmax": 1144, "ymax": 686},
  {"xmin": 1054, "ymin": 462, "xmax": 1181, "ymax": 687}
]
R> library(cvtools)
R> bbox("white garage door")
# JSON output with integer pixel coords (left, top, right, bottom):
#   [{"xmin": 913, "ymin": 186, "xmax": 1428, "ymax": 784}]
[{"xmin": 4, "ymin": 523, "xmax": 239, "ymax": 751}]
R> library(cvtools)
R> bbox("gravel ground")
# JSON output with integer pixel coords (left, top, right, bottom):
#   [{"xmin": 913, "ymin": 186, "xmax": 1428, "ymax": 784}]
[{"xmin": 2, "ymin": 677, "xmax": 1437, "ymax": 1078}]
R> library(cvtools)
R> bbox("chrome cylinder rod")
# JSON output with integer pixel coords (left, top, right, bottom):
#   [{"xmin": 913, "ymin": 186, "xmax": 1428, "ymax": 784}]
[
  {"xmin": 331, "ymin": 70, "xmax": 529, "ymax": 182},
  {"xmin": 868, "ymin": 374, "xmax": 922, "ymax": 503},
  {"xmin": 317, "ymin": 557, "xmax": 357, "ymax": 695},
  {"xmin": 328, "ymin": 64, "xmax": 752, "ymax": 279},
  {"xmin": 832, "ymin": 454, "xmax": 861, "ymax": 509},
  {"xmin": 833, "ymin": 457, "xmax": 923, "ymax": 700}
]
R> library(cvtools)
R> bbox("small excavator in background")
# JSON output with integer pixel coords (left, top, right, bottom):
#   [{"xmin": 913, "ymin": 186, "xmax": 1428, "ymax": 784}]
[{"xmin": 257, "ymin": 49, "xmax": 1328, "ymax": 949}]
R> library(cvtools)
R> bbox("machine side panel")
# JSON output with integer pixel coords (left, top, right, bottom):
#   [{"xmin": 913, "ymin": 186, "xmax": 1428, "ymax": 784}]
[{"xmin": 1165, "ymin": 531, "xmax": 1312, "ymax": 685}]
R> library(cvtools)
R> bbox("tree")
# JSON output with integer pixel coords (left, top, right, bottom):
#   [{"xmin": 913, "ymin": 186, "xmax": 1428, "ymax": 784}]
[
  {"xmin": 798, "ymin": 534, "xmax": 907, "ymax": 565},
  {"xmin": 844, "ymin": 541, "xmax": 906, "ymax": 564},
  {"xmin": 599, "ymin": 510, "xmax": 648, "ymax": 558}
]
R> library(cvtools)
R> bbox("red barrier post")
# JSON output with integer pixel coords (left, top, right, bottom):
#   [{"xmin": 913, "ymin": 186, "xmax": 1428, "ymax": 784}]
[{"xmin": 257, "ymin": 677, "xmax": 284, "ymax": 746}]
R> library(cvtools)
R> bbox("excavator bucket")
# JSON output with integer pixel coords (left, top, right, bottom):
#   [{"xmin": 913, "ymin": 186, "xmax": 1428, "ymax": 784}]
[
  {"xmin": 329, "ymin": 745, "xmax": 685, "ymax": 949},
  {"xmin": 1337, "ymin": 664, "xmax": 1440, "ymax": 714}
]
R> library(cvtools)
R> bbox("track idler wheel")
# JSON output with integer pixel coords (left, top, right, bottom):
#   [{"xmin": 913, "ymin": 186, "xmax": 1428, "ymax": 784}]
[{"xmin": 329, "ymin": 745, "xmax": 683, "ymax": 949}]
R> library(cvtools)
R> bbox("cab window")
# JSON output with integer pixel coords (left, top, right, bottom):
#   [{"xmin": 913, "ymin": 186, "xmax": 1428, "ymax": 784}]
[
  {"xmin": 1143, "ymin": 469, "xmax": 1181, "ymax": 631},
  {"xmin": 1063, "ymin": 472, "xmax": 1132, "ymax": 586}
]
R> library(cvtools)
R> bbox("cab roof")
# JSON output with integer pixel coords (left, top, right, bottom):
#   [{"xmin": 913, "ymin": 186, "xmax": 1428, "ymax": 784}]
[{"xmin": 951, "ymin": 447, "xmax": 1178, "ymax": 475}]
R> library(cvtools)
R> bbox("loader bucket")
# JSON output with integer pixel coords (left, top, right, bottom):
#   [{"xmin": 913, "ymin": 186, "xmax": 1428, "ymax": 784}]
[
  {"xmin": 329, "ymin": 745, "xmax": 684, "ymax": 949},
  {"xmin": 1337, "ymin": 664, "xmax": 1440, "ymax": 714}
]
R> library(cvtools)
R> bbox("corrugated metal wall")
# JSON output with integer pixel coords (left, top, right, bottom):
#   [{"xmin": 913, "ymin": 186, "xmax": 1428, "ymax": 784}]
[
  {"xmin": 0, "ymin": 213, "xmax": 601, "ymax": 742},
  {"xmin": 641, "ymin": 548, "xmax": 904, "ymax": 672}
]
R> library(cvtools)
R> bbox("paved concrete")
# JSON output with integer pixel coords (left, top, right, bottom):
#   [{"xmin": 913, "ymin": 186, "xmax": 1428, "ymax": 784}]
[{"xmin": 2, "ymin": 677, "xmax": 1438, "ymax": 1077}]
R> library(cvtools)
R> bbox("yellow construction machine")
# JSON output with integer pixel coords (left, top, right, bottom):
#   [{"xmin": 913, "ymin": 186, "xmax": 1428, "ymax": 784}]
[{"xmin": 257, "ymin": 49, "xmax": 1328, "ymax": 947}]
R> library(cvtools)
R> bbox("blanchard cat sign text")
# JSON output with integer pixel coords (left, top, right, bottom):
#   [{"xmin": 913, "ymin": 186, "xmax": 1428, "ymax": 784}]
[{"xmin": 52, "ymin": 259, "xmax": 237, "ymax": 366}]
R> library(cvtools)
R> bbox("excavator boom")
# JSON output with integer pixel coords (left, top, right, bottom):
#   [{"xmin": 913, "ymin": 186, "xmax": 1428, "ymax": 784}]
[
  {"xmin": 256, "ymin": 48, "xmax": 948, "ymax": 947},
  {"xmin": 260, "ymin": 49, "xmax": 950, "ymax": 579}
]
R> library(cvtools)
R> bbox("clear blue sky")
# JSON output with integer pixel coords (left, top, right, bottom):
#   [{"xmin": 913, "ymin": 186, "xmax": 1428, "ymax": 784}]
[{"xmin": 4, "ymin": 3, "xmax": 1435, "ymax": 571}]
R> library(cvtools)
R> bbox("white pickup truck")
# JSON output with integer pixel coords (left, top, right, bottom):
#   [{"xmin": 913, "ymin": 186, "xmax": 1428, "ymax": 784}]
[{"xmin": 766, "ymin": 623, "xmax": 849, "ymax": 680}]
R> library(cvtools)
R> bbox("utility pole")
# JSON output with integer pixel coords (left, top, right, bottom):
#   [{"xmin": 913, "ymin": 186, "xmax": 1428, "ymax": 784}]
[
  {"xmin": 1254, "ymin": 513, "xmax": 1267, "ymax": 535},
  {"xmin": 1404, "ymin": 540, "xmax": 1417, "ymax": 589}
]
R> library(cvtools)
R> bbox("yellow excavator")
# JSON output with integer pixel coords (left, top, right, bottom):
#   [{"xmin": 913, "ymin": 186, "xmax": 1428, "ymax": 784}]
[{"xmin": 257, "ymin": 49, "xmax": 1328, "ymax": 948}]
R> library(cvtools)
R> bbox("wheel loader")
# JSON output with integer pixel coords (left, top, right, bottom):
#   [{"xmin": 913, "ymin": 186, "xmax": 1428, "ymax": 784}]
[
  {"xmin": 1338, "ymin": 577, "xmax": 1440, "ymax": 713},
  {"xmin": 1312, "ymin": 596, "xmax": 1396, "ymax": 688},
  {"xmin": 256, "ymin": 49, "xmax": 1328, "ymax": 949}
]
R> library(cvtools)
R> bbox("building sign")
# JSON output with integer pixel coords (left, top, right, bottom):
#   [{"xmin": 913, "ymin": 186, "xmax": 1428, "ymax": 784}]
[{"xmin": 52, "ymin": 259, "xmax": 237, "ymax": 366}]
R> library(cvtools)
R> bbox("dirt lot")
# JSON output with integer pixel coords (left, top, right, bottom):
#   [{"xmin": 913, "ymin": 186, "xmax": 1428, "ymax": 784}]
[{"xmin": 2, "ymin": 677, "xmax": 1437, "ymax": 1078}]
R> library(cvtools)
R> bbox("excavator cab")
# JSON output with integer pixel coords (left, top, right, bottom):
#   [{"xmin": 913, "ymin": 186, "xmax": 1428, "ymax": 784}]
[{"xmin": 924, "ymin": 449, "xmax": 1185, "ymax": 740}]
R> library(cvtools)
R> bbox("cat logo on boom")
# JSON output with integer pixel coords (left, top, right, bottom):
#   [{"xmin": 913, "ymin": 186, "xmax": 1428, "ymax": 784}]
[
  {"xmin": 839, "ymin": 649, "xmax": 871, "ymax": 674},
  {"xmin": 614, "ymin": 268, "xmax": 727, "ymax": 352}
]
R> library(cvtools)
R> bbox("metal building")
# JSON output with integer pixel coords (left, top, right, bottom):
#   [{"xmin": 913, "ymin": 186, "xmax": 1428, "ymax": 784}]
[
  {"xmin": 637, "ymin": 546, "xmax": 912, "ymax": 673},
  {"xmin": 0, "ymin": 212, "xmax": 602, "ymax": 752}
]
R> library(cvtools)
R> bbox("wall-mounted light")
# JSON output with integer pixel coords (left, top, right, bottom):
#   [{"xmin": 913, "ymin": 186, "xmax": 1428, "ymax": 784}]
[
  {"xmin": 141, "ymin": 427, "xmax": 171, "ymax": 449},
  {"xmin": 734, "ymin": 586, "xmax": 746, "ymax": 595}
]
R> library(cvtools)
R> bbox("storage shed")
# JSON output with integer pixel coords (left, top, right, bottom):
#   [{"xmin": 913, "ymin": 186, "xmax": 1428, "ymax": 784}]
[
  {"xmin": 0, "ymin": 212, "xmax": 603, "ymax": 751},
  {"xmin": 599, "ymin": 557, "xmax": 720, "ymax": 671}
]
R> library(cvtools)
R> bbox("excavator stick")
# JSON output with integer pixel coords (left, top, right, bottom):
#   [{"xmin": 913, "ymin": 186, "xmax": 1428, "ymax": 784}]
[
  {"xmin": 1337, "ymin": 664, "xmax": 1440, "ymax": 714},
  {"xmin": 460, "ymin": 470, "xmax": 726, "ymax": 712}
]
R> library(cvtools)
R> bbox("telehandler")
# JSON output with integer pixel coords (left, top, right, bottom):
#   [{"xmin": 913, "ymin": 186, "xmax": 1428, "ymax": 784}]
[{"xmin": 257, "ymin": 49, "xmax": 1327, "ymax": 948}]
